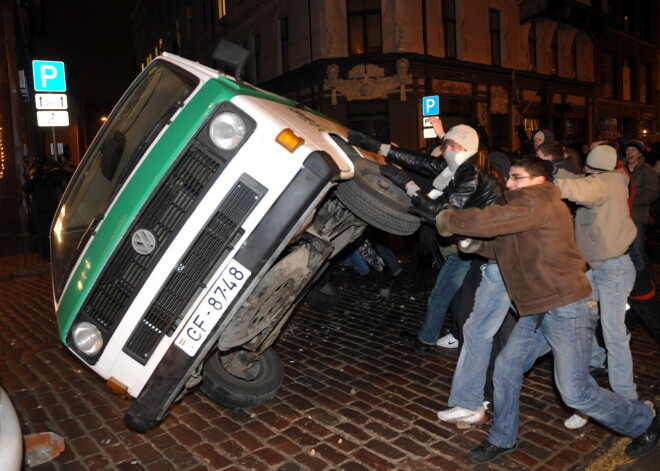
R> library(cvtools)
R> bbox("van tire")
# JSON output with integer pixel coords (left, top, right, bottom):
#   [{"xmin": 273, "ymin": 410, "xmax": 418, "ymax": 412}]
[
  {"xmin": 201, "ymin": 348, "xmax": 283, "ymax": 410},
  {"xmin": 336, "ymin": 158, "xmax": 420, "ymax": 236}
]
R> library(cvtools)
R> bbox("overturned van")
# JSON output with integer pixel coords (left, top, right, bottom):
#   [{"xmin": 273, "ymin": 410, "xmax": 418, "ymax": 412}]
[{"xmin": 50, "ymin": 41, "xmax": 419, "ymax": 431}]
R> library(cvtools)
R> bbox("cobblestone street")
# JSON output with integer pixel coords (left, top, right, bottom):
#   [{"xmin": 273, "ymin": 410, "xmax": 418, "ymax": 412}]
[{"xmin": 1, "ymin": 244, "xmax": 658, "ymax": 470}]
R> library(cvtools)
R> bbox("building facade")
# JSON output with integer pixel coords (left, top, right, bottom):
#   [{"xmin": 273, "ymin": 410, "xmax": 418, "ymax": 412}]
[
  {"xmin": 594, "ymin": 0, "xmax": 658, "ymax": 142},
  {"xmin": 129, "ymin": 0, "xmax": 659, "ymax": 153}
]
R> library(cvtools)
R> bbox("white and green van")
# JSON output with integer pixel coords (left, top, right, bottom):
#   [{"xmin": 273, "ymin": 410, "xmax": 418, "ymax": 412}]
[{"xmin": 50, "ymin": 41, "xmax": 419, "ymax": 431}]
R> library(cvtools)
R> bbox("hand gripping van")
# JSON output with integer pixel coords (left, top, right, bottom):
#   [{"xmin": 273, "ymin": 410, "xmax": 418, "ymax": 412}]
[{"xmin": 50, "ymin": 41, "xmax": 419, "ymax": 431}]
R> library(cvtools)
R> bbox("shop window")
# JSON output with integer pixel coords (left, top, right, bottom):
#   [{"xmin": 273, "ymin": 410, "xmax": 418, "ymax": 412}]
[
  {"xmin": 347, "ymin": 100, "xmax": 389, "ymax": 141},
  {"xmin": 639, "ymin": 120, "xmax": 651, "ymax": 137}
]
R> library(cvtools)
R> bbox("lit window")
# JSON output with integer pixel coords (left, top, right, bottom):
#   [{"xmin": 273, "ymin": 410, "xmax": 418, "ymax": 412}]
[
  {"xmin": 347, "ymin": 0, "xmax": 382, "ymax": 56},
  {"xmin": 218, "ymin": 0, "xmax": 226, "ymax": 19}
]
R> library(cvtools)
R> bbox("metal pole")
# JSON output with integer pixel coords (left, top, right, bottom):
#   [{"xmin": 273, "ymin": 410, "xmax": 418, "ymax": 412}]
[{"xmin": 51, "ymin": 126, "xmax": 57, "ymax": 161}]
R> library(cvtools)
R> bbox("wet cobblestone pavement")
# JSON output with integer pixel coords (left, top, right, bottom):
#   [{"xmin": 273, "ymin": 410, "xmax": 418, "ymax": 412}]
[{"xmin": 1, "ymin": 241, "xmax": 658, "ymax": 470}]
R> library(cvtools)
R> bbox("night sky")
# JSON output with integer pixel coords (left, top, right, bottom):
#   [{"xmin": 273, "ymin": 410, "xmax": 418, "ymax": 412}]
[{"xmin": 33, "ymin": 0, "xmax": 137, "ymax": 106}]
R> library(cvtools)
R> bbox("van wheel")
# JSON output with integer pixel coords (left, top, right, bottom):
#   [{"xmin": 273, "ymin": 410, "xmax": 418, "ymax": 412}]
[
  {"xmin": 335, "ymin": 158, "xmax": 420, "ymax": 236},
  {"xmin": 201, "ymin": 348, "xmax": 283, "ymax": 410}
]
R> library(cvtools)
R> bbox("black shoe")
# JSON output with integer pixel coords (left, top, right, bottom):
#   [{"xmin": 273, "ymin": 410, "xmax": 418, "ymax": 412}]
[
  {"xmin": 626, "ymin": 405, "xmax": 660, "ymax": 459},
  {"xmin": 589, "ymin": 365, "xmax": 608, "ymax": 379},
  {"xmin": 468, "ymin": 440, "xmax": 518, "ymax": 464},
  {"xmin": 399, "ymin": 332, "xmax": 430, "ymax": 354}
]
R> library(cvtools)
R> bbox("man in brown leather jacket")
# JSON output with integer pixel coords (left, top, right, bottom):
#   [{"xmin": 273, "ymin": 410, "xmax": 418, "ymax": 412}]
[{"xmin": 436, "ymin": 156, "xmax": 659, "ymax": 464}]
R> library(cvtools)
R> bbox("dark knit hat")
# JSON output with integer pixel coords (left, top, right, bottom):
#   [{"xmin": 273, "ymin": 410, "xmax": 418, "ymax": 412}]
[
  {"xmin": 586, "ymin": 145, "xmax": 617, "ymax": 172},
  {"xmin": 624, "ymin": 140, "xmax": 645, "ymax": 154}
]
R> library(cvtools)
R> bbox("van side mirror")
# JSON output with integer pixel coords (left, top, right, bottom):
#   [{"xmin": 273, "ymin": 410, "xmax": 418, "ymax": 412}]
[{"xmin": 213, "ymin": 40, "xmax": 249, "ymax": 83}]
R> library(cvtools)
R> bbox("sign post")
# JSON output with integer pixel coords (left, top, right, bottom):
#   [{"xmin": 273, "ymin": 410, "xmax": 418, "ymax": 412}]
[
  {"xmin": 421, "ymin": 96, "xmax": 439, "ymax": 139},
  {"xmin": 32, "ymin": 60, "xmax": 68, "ymax": 160}
]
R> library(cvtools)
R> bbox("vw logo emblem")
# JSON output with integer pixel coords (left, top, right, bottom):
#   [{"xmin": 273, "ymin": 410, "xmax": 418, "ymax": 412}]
[{"xmin": 131, "ymin": 229, "xmax": 157, "ymax": 255}]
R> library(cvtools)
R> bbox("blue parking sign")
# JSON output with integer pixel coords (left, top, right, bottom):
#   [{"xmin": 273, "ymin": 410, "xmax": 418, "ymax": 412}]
[
  {"xmin": 422, "ymin": 96, "xmax": 439, "ymax": 117},
  {"xmin": 32, "ymin": 60, "xmax": 66, "ymax": 92}
]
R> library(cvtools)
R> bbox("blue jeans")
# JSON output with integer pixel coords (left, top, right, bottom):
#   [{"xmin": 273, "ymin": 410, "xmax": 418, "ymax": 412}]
[
  {"xmin": 343, "ymin": 250, "xmax": 370, "ymax": 276},
  {"xmin": 417, "ymin": 253, "xmax": 471, "ymax": 344},
  {"xmin": 374, "ymin": 242, "xmax": 400, "ymax": 273},
  {"xmin": 628, "ymin": 223, "xmax": 647, "ymax": 271},
  {"xmin": 488, "ymin": 296, "xmax": 653, "ymax": 449},
  {"xmin": 588, "ymin": 255, "xmax": 637, "ymax": 400},
  {"xmin": 447, "ymin": 263, "xmax": 511, "ymax": 411}
]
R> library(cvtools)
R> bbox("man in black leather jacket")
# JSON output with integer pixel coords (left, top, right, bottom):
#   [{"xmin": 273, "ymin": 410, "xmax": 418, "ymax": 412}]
[
  {"xmin": 348, "ymin": 124, "xmax": 505, "ymax": 224},
  {"xmin": 348, "ymin": 124, "xmax": 506, "ymax": 354}
]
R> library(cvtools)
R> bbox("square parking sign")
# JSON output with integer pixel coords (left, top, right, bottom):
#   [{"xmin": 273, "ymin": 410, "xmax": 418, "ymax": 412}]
[
  {"xmin": 422, "ymin": 95, "xmax": 439, "ymax": 117},
  {"xmin": 32, "ymin": 60, "xmax": 66, "ymax": 92}
]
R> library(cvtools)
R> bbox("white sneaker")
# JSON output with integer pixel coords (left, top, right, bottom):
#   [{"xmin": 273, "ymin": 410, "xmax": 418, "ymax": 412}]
[
  {"xmin": 437, "ymin": 402, "xmax": 488, "ymax": 424},
  {"xmin": 564, "ymin": 413, "xmax": 588, "ymax": 429},
  {"xmin": 436, "ymin": 333, "xmax": 459, "ymax": 349}
]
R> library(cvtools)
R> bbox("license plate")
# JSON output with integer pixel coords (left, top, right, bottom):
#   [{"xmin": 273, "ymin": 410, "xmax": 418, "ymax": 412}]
[{"xmin": 175, "ymin": 259, "xmax": 251, "ymax": 356}]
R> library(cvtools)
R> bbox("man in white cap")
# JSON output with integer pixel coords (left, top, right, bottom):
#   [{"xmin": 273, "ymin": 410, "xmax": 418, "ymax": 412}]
[
  {"xmin": 553, "ymin": 144, "xmax": 638, "ymax": 429},
  {"xmin": 347, "ymin": 124, "xmax": 505, "ymax": 356}
]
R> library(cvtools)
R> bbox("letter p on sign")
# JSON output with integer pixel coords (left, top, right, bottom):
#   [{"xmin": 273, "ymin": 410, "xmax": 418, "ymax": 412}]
[
  {"xmin": 422, "ymin": 96, "xmax": 439, "ymax": 117},
  {"xmin": 32, "ymin": 60, "xmax": 66, "ymax": 92}
]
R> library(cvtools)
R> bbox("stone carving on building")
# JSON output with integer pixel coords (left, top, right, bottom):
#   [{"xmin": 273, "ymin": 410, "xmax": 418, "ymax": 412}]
[{"xmin": 324, "ymin": 59, "xmax": 412, "ymax": 105}]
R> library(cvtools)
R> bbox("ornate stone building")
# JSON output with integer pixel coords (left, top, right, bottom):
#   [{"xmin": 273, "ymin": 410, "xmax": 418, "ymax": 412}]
[{"xmin": 129, "ymin": 0, "xmax": 657, "ymax": 151}]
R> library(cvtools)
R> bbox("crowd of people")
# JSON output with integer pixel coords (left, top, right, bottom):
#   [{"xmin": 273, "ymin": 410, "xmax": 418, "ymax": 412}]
[
  {"xmin": 22, "ymin": 152, "xmax": 76, "ymax": 258},
  {"xmin": 345, "ymin": 120, "xmax": 660, "ymax": 464}
]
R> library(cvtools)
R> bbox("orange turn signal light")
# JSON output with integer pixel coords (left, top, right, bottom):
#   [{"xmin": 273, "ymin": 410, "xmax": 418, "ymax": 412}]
[
  {"xmin": 276, "ymin": 128, "xmax": 305, "ymax": 153},
  {"xmin": 107, "ymin": 377, "xmax": 128, "ymax": 397}
]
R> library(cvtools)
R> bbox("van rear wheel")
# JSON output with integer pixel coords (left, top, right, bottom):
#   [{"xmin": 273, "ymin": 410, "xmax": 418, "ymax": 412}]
[{"xmin": 201, "ymin": 348, "xmax": 283, "ymax": 410}]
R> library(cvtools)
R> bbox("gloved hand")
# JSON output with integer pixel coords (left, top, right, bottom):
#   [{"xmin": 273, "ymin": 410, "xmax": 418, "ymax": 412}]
[
  {"xmin": 380, "ymin": 163, "xmax": 412, "ymax": 190},
  {"xmin": 348, "ymin": 130, "xmax": 383, "ymax": 154},
  {"xmin": 436, "ymin": 209, "xmax": 455, "ymax": 237},
  {"xmin": 407, "ymin": 205, "xmax": 436, "ymax": 225}
]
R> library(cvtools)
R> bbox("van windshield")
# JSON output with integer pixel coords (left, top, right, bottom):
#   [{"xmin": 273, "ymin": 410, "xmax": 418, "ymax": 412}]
[{"xmin": 51, "ymin": 61, "xmax": 198, "ymax": 299}]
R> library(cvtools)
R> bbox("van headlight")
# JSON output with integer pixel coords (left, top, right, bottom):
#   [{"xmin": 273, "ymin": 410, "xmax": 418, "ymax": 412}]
[
  {"xmin": 209, "ymin": 112, "xmax": 246, "ymax": 150},
  {"xmin": 72, "ymin": 322, "xmax": 103, "ymax": 356}
]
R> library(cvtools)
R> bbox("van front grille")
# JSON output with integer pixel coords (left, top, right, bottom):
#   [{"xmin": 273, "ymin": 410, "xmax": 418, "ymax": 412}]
[
  {"xmin": 82, "ymin": 145, "xmax": 222, "ymax": 331},
  {"xmin": 122, "ymin": 178, "xmax": 265, "ymax": 364}
]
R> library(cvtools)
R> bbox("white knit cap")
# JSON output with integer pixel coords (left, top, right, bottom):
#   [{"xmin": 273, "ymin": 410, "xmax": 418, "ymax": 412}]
[
  {"xmin": 534, "ymin": 131, "xmax": 545, "ymax": 143},
  {"xmin": 444, "ymin": 124, "xmax": 479, "ymax": 153},
  {"xmin": 586, "ymin": 145, "xmax": 617, "ymax": 171}
]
